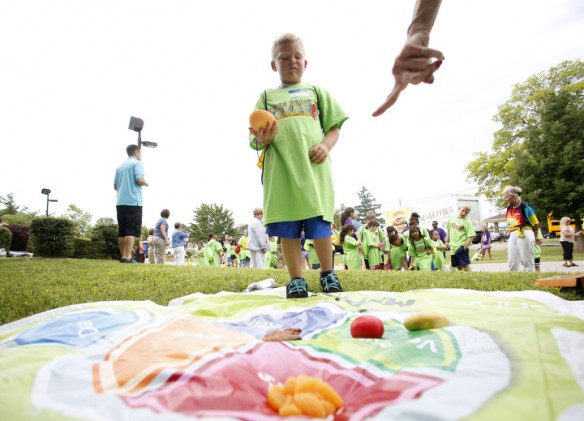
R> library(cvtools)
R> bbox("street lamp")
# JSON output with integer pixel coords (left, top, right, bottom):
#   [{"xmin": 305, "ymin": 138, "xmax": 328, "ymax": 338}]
[
  {"xmin": 41, "ymin": 188, "xmax": 58, "ymax": 217},
  {"xmin": 128, "ymin": 116, "xmax": 157, "ymax": 148}
]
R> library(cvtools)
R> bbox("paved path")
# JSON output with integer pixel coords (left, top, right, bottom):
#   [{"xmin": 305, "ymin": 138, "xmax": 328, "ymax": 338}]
[{"xmin": 466, "ymin": 260, "xmax": 584, "ymax": 273}]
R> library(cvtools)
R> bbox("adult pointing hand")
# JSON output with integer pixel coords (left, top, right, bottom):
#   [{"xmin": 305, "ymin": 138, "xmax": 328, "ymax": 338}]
[{"xmin": 373, "ymin": 0, "xmax": 443, "ymax": 117}]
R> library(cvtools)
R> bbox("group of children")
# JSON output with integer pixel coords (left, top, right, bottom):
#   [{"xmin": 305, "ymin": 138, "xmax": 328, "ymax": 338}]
[
  {"xmin": 182, "ymin": 233, "xmax": 279, "ymax": 269},
  {"xmin": 339, "ymin": 211, "xmax": 448, "ymax": 272}
]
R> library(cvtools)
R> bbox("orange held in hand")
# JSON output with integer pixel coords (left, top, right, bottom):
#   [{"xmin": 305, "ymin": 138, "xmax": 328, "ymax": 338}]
[
  {"xmin": 267, "ymin": 375, "xmax": 343, "ymax": 418},
  {"xmin": 249, "ymin": 110, "xmax": 276, "ymax": 132}
]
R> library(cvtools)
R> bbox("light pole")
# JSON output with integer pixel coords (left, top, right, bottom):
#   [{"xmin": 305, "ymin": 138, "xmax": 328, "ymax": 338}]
[
  {"xmin": 128, "ymin": 116, "xmax": 158, "ymax": 148},
  {"xmin": 41, "ymin": 188, "xmax": 58, "ymax": 217}
]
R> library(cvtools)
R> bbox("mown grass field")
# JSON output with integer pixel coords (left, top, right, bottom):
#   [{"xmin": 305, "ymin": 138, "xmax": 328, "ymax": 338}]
[{"xmin": 1, "ymin": 244, "xmax": 581, "ymax": 326}]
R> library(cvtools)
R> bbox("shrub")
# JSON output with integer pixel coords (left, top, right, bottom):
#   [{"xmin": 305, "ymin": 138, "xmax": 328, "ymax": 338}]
[
  {"xmin": 73, "ymin": 237, "xmax": 97, "ymax": 259},
  {"xmin": 6, "ymin": 224, "xmax": 31, "ymax": 251},
  {"xmin": 0, "ymin": 227, "xmax": 12, "ymax": 250},
  {"xmin": 30, "ymin": 217, "xmax": 75, "ymax": 257},
  {"xmin": 91, "ymin": 223, "xmax": 121, "ymax": 260}
]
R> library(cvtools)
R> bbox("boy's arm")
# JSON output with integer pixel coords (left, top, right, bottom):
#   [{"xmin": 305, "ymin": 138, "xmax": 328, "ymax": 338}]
[{"xmin": 309, "ymin": 126, "xmax": 339, "ymax": 164}]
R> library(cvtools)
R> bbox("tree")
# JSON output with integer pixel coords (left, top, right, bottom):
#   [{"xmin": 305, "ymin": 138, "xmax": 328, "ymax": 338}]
[
  {"xmin": 466, "ymin": 60, "xmax": 584, "ymax": 236},
  {"xmin": 63, "ymin": 204, "xmax": 93, "ymax": 237},
  {"xmin": 1, "ymin": 213, "xmax": 36, "ymax": 226},
  {"xmin": 187, "ymin": 203, "xmax": 236, "ymax": 242},
  {"xmin": 0, "ymin": 193, "xmax": 29, "ymax": 216},
  {"xmin": 334, "ymin": 202, "xmax": 346, "ymax": 228},
  {"xmin": 355, "ymin": 186, "xmax": 385, "ymax": 226},
  {"xmin": 95, "ymin": 217, "xmax": 115, "ymax": 226}
]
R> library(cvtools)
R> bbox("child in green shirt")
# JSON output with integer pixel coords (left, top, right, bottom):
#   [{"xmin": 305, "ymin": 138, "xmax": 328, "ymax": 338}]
[
  {"xmin": 388, "ymin": 233, "xmax": 409, "ymax": 271},
  {"xmin": 205, "ymin": 233, "xmax": 223, "ymax": 267},
  {"xmin": 431, "ymin": 230, "xmax": 446, "ymax": 270},
  {"xmin": 341, "ymin": 224, "xmax": 361, "ymax": 270},
  {"xmin": 534, "ymin": 229, "xmax": 544, "ymax": 272},
  {"xmin": 364, "ymin": 220, "xmax": 384, "ymax": 270},
  {"xmin": 194, "ymin": 240, "xmax": 208, "ymax": 267},
  {"xmin": 265, "ymin": 236, "xmax": 278, "ymax": 269},
  {"xmin": 249, "ymin": 33, "xmax": 348, "ymax": 298},
  {"xmin": 303, "ymin": 239, "xmax": 320, "ymax": 269},
  {"xmin": 407, "ymin": 226, "xmax": 434, "ymax": 271}
]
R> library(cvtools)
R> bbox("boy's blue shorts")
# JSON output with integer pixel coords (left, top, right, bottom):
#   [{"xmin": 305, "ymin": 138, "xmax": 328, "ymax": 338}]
[
  {"xmin": 451, "ymin": 246, "xmax": 471, "ymax": 267},
  {"xmin": 267, "ymin": 216, "xmax": 331, "ymax": 239}
]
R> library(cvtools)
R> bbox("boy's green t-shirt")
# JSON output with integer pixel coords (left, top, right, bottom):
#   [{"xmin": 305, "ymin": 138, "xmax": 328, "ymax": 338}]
[
  {"xmin": 249, "ymin": 84, "xmax": 348, "ymax": 225},
  {"xmin": 446, "ymin": 216, "xmax": 476, "ymax": 251}
]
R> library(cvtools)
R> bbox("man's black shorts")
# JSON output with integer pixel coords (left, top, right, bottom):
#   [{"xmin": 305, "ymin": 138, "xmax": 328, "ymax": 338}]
[{"xmin": 116, "ymin": 205, "xmax": 142, "ymax": 237}]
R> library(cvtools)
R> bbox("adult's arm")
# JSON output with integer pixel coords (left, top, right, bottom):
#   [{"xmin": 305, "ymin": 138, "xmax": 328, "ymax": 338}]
[{"xmin": 373, "ymin": 0, "xmax": 444, "ymax": 116}]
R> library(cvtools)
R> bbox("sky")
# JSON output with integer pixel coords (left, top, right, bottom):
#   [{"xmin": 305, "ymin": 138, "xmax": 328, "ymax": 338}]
[{"xmin": 1, "ymin": 0, "xmax": 582, "ymax": 231}]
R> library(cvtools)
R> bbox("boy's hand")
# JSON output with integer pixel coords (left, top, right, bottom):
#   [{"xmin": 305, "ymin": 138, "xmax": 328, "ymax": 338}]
[
  {"xmin": 249, "ymin": 121, "xmax": 278, "ymax": 147},
  {"xmin": 309, "ymin": 143, "xmax": 330, "ymax": 164}
]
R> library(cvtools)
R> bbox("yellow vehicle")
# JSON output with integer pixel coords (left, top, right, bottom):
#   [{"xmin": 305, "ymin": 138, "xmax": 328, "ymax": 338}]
[{"xmin": 547, "ymin": 212, "xmax": 575, "ymax": 237}]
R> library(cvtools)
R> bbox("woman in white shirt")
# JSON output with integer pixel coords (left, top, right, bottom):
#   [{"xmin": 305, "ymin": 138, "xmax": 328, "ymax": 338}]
[{"xmin": 559, "ymin": 217, "xmax": 581, "ymax": 267}]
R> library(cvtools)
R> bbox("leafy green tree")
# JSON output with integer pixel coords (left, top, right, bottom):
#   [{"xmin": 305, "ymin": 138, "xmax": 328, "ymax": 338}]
[
  {"xmin": 187, "ymin": 203, "xmax": 236, "ymax": 242},
  {"xmin": 63, "ymin": 204, "xmax": 93, "ymax": 237},
  {"xmin": 0, "ymin": 193, "xmax": 29, "ymax": 216},
  {"xmin": 1, "ymin": 213, "xmax": 36, "ymax": 226},
  {"xmin": 95, "ymin": 217, "xmax": 115, "ymax": 225},
  {"xmin": 334, "ymin": 202, "xmax": 346, "ymax": 229},
  {"xmin": 466, "ymin": 60, "xmax": 584, "ymax": 233},
  {"xmin": 234, "ymin": 224, "xmax": 248, "ymax": 237},
  {"xmin": 355, "ymin": 186, "xmax": 385, "ymax": 226}
]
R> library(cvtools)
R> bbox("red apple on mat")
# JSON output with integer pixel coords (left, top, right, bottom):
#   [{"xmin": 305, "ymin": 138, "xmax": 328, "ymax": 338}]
[{"xmin": 350, "ymin": 315, "xmax": 384, "ymax": 339}]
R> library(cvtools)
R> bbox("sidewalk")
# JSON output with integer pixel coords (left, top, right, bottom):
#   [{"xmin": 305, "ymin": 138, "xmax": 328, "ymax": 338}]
[
  {"xmin": 460, "ymin": 260, "xmax": 584, "ymax": 273},
  {"xmin": 334, "ymin": 260, "xmax": 584, "ymax": 273}
]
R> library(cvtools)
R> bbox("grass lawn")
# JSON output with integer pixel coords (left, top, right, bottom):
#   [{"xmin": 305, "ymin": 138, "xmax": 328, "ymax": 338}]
[{"xmin": 1, "ymin": 247, "xmax": 581, "ymax": 325}]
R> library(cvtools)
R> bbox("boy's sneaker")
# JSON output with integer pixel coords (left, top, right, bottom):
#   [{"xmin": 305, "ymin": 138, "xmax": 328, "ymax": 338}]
[
  {"xmin": 320, "ymin": 270, "xmax": 343, "ymax": 293},
  {"xmin": 286, "ymin": 278, "xmax": 308, "ymax": 299}
]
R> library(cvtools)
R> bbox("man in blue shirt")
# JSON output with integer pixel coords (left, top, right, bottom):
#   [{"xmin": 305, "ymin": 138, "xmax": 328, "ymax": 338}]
[{"xmin": 114, "ymin": 145, "xmax": 148, "ymax": 263}]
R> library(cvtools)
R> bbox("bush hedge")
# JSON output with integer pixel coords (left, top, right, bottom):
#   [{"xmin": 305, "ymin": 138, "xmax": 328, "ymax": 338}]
[
  {"xmin": 30, "ymin": 217, "xmax": 75, "ymax": 257},
  {"xmin": 0, "ymin": 227, "xmax": 12, "ymax": 250},
  {"xmin": 90, "ymin": 223, "xmax": 121, "ymax": 260},
  {"xmin": 73, "ymin": 237, "xmax": 96, "ymax": 259},
  {"xmin": 6, "ymin": 224, "xmax": 31, "ymax": 251}
]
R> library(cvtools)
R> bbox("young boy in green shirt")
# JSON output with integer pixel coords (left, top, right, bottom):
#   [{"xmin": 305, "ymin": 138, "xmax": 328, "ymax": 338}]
[
  {"xmin": 388, "ymin": 233, "xmax": 409, "ymax": 271},
  {"xmin": 445, "ymin": 204, "xmax": 476, "ymax": 271},
  {"xmin": 249, "ymin": 33, "xmax": 348, "ymax": 298}
]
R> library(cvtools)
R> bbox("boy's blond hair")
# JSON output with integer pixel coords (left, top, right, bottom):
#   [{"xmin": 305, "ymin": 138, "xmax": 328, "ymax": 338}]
[
  {"xmin": 272, "ymin": 33, "xmax": 305, "ymax": 60},
  {"xmin": 459, "ymin": 203, "xmax": 472, "ymax": 212}
]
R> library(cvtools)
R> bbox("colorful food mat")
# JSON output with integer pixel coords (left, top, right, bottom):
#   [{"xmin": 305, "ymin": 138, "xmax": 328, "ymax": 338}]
[{"xmin": 1, "ymin": 288, "xmax": 583, "ymax": 420}]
